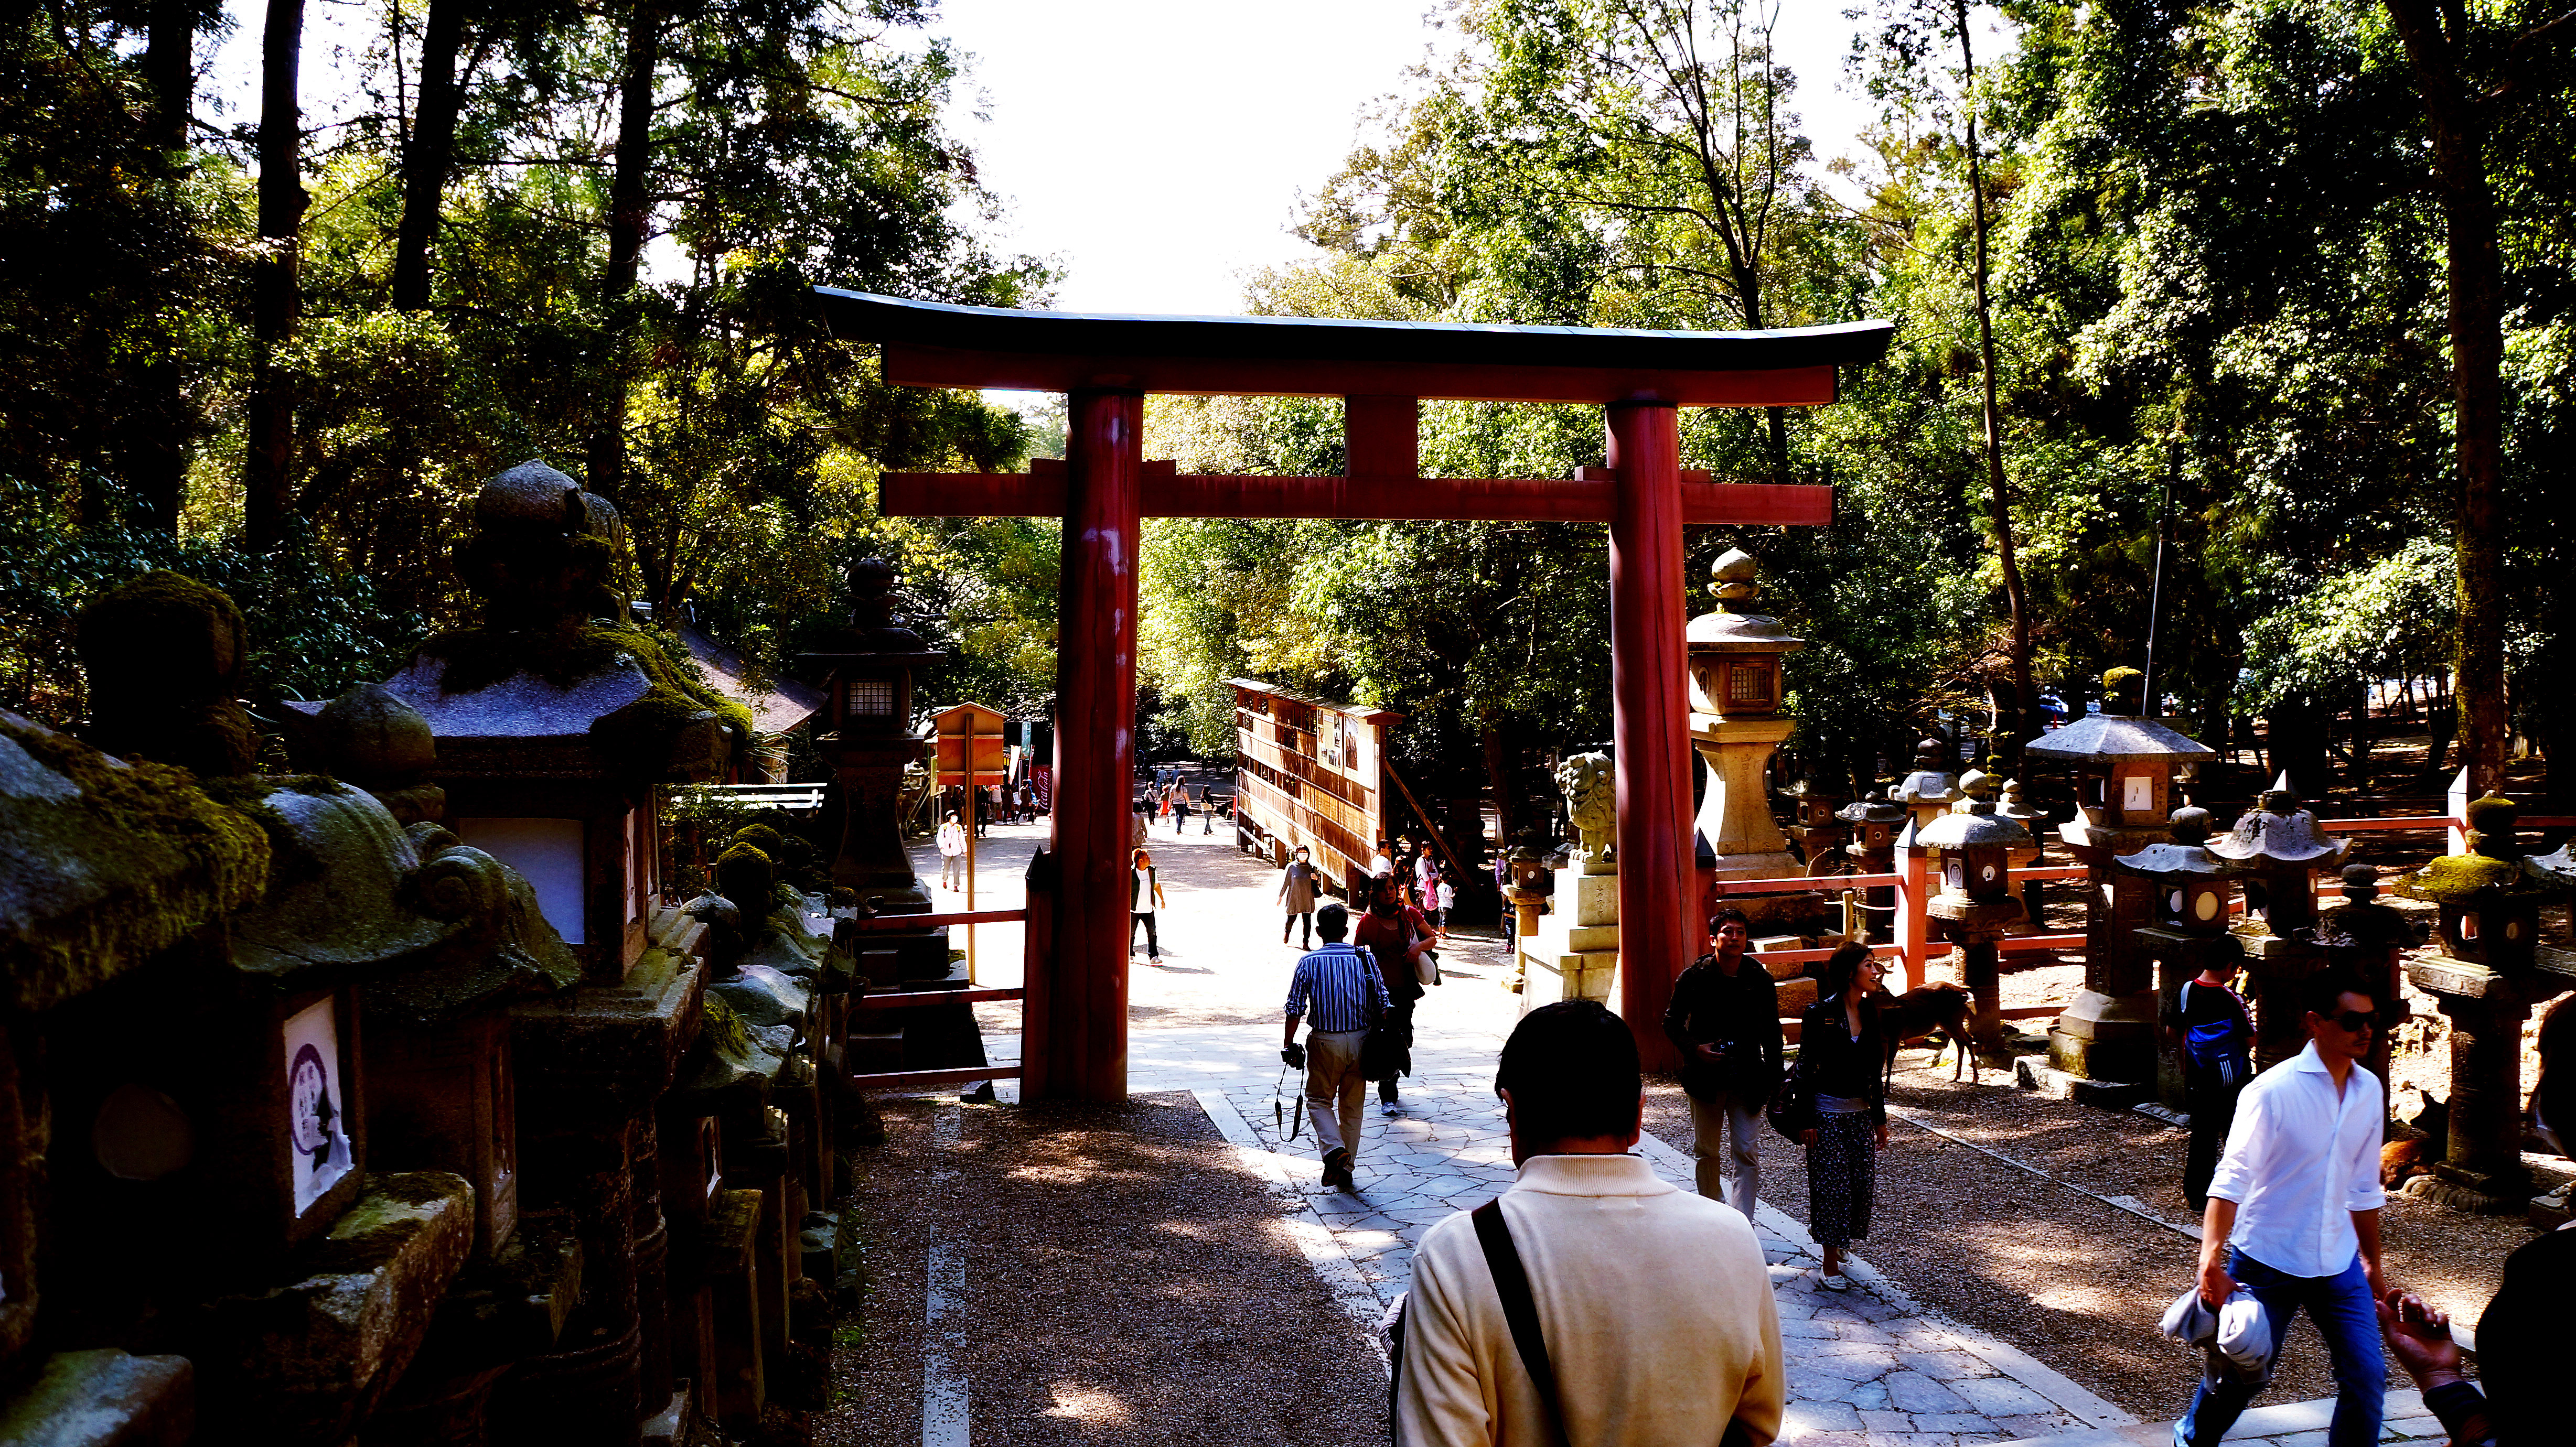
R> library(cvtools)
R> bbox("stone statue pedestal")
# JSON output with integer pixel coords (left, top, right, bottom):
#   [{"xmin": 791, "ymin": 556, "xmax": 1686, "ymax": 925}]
[{"xmin": 1518, "ymin": 856, "xmax": 1619, "ymax": 1013}]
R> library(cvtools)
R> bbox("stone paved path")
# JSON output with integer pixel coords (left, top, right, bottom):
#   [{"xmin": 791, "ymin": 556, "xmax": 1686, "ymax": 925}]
[{"xmin": 1208, "ymin": 1065, "xmax": 2130, "ymax": 1445}]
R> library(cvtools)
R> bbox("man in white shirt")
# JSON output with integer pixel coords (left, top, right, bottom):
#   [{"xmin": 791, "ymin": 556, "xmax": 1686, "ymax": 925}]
[
  {"xmin": 1395, "ymin": 1001, "xmax": 1784, "ymax": 1447},
  {"xmin": 935, "ymin": 811, "xmax": 966, "ymax": 890},
  {"xmin": 2178, "ymin": 966, "xmax": 2394, "ymax": 1447}
]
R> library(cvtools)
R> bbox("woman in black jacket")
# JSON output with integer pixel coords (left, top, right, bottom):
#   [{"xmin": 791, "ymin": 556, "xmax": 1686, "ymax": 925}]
[{"xmin": 1798, "ymin": 943, "xmax": 1891, "ymax": 1291}]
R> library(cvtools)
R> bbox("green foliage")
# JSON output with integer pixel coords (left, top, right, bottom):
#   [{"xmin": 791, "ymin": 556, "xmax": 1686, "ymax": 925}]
[{"xmin": 2234, "ymin": 539, "xmax": 2455, "ymax": 716}]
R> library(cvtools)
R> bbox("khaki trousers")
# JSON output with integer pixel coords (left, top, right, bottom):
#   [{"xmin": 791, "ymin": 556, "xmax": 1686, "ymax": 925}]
[
  {"xmin": 1304, "ymin": 1029, "xmax": 1369, "ymax": 1166},
  {"xmin": 1689, "ymin": 1088, "xmax": 1762, "ymax": 1218}
]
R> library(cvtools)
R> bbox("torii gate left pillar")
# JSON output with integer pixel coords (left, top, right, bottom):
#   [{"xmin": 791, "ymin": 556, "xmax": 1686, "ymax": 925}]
[{"xmin": 811, "ymin": 286, "xmax": 1893, "ymax": 1098}]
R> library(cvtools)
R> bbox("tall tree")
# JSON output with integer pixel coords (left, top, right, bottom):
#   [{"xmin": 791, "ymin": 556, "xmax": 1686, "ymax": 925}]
[
  {"xmin": 2381, "ymin": 0, "xmax": 2576, "ymax": 793},
  {"xmin": 586, "ymin": 0, "xmax": 662, "ymax": 498},
  {"xmin": 1849, "ymin": 0, "xmax": 2038, "ymax": 760},
  {"xmin": 391, "ymin": 0, "xmax": 477, "ymax": 311},
  {"xmin": 243, "ymin": 0, "xmax": 307, "ymax": 552},
  {"xmin": 125, "ymin": 0, "xmax": 209, "ymax": 530}
]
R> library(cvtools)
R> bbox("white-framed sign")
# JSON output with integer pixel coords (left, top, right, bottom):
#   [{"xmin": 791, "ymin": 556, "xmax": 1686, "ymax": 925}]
[{"xmin": 284, "ymin": 997, "xmax": 354, "ymax": 1214}]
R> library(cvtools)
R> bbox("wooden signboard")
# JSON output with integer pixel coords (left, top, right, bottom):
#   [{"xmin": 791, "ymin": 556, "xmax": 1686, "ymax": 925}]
[{"xmin": 1226, "ymin": 679, "xmax": 1404, "ymax": 891}]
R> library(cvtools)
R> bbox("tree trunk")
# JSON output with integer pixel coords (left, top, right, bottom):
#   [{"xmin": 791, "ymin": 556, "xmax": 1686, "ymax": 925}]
[
  {"xmin": 1956, "ymin": 3, "xmax": 2039, "ymax": 772},
  {"xmin": 123, "ymin": 0, "xmax": 199, "ymax": 532},
  {"xmin": 391, "ymin": 0, "xmax": 471, "ymax": 312},
  {"xmin": 587, "ymin": 1, "xmax": 660, "ymax": 500},
  {"xmin": 243, "ymin": 0, "xmax": 307, "ymax": 553},
  {"xmin": 2384, "ymin": 0, "xmax": 2513, "ymax": 795}
]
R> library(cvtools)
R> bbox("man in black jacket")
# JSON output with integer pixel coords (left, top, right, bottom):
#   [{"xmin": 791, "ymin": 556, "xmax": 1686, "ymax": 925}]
[{"xmin": 1660, "ymin": 906, "xmax": 1783, "ymax": 1216}]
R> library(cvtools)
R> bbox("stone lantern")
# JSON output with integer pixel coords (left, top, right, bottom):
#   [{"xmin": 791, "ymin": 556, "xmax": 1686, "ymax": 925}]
[
  {"xmin": 2396, "ymin": 794, "xmax": 2575, "ymax": 1210},
  {"xmin": 1685, "ymin": 549, "xmax": 1821, "ymax": 938},
  {"xmin": 1783, "ymin": 776, "xmax": 1850, "ymax": 866},
  {"xmin": 2207, "ymin": 776, "xmax": 2353, "ymax": 1071},
  {"xmin": 372, "ymin": 460, "xmax": 738, "ymax": 1440},
  {"xmin": 1917, "ymin": 800, "xmax": 2032, "ymax": 1056},
  {"xmin": 1686, "ymin": 550, "xmax": 1802, "ymax": 883},
  {"xmin": 799, "ymin": 558, "xmax": 943, "ymax": 904},
  {"xmin": 1833, "ymin": 797, "xmax": 1907, "ymax": 943},
  {"xmin": 2119, "ymin": 807, "xmax": 2234, "ymax": 1105},
  {"xmin": 1892, "ymin": 738, "xmax": 1961, "ymax": 834},
  {"xmin": 2024, "ymin": 711, "xmax": 2216, "ymax": 1084}
]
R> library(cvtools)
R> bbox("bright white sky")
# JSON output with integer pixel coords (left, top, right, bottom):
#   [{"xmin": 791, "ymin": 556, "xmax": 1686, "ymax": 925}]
[{"xmin": 209, "ymin": 2, "xmax": 2004, "ymax": 316}]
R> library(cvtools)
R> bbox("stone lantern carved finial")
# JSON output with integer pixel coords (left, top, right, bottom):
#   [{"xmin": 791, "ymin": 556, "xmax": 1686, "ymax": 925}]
[
  {"xmin": 1710, "ymin": 548, "xmax": 1760, "ymax": 610},
  {"xmin": 76, "ymin": 569, "xmax": 260, "ymax": 779},
  {"xmin": 454, "ymin": 458, "xmax": 628, "ymax": 629}
]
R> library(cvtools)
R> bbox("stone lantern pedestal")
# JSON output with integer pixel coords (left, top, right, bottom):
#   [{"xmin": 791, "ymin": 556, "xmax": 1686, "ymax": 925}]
[
  {"xmin": 2402, "ymin": 954, "xmax": 2574, "ymax": 1210},
  {"xmin": 1517, "ymin": 845, "xmax": 1620, "ymax": 1012}
]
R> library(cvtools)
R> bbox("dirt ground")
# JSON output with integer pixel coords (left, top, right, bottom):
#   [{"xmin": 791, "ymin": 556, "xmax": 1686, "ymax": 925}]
[{"xmin": 817, "ymin": 1092, "xmax": 1387, "ymax": 1446}]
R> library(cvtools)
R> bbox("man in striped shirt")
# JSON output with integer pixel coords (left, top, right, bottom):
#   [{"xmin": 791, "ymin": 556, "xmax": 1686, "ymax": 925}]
[{"xmin": 1283, "ymin": 902, "xmax": 1392, "ymax": 1190}]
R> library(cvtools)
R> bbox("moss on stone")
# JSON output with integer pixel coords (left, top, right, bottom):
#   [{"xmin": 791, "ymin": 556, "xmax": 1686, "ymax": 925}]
[
  {"xmin": 716, "ymin": 843, "xmax": 775, "ymax": 923},
  {"xmin": 418, "ymin": 620, "xmax": 753, "ymax": 783},
  {"xmin": 731, "ymin": 823, "xmax": 789, "ymax": 857},
  {"xmin": 75, "ymin": 569, "xmax": 246, "ymax": 694},
  {"xmin": 2405, "ymin": 851, "xmax": 2543, "ymax": 904},
  {"xmin": 0, "ymin": 715, "xmax": 271, "ymax": 1006}
]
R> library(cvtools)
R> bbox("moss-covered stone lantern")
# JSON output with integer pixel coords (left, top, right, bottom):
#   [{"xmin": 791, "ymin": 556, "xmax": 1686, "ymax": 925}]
[
  {"xmin": 800, "ymin": 558, "xmax": 943, "ymax": 904},
  {"xmin": 1783, "ymin": 776, "xmax": 1850, "ymax": 865},
  {"xmin": 2023, "ymin": 709, "xmax": 2216, "ymax": 1084},
  {"xmin": 2398, "ymin": 796, "xmax": 2576, "ymax": 1210},
  {"xmin": 1918, "ymin": 800, "xmax": 2032, "ymax": 1057}
]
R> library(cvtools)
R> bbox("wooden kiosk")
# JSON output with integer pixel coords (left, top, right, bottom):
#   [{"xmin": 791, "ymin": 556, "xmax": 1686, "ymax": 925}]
[{"xmin": 814, "ymin": 288, "xmax": 1891, "ymax": 1096}]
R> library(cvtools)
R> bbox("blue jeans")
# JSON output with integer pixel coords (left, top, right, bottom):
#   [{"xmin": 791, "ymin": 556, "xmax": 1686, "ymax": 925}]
[{"xmin": 2177, "ymin": 1247, "xmax": 2383, "ymax": 1447}]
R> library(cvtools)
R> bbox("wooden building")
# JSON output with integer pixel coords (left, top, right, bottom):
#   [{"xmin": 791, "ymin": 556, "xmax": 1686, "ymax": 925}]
[{"xmin": 1227, "ymin": 678, "xmax": 1403, "ymax": 892}]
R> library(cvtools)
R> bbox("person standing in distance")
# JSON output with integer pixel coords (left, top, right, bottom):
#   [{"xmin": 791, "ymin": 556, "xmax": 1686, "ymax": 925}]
[
  {"xmin": 1394, "ymin": 1001, "xmax": 1784, "ymax": 1447},
  {"xmin": 2177, "ymin": 966, "xmax": 2396, "ymax": 1447},
  {"xmin": 936, "ymin": 811, "xmax": 967, "ymax": 891},
  {"xmin": 1128, "ymin": 846, "xmax": 1167, "ymax": 963},
  {"xmin": 2173, "ymin": 935, "xmax": 2254, "ymax": 1213},
  {"xmin": 1282, "ymin": 902, "xmax": 1391, "ymax": 1191},
  {"xmin": 1278, "ymin": 845, "xmax": 1321, "ymax": 949},
  {"xmin": 1662, "ymin": 906, "xmax": 1781, "ymax": 1218},
  {"xmin": 1173, "ymin": 787, "xmax": 1193, "ymax": 834}
]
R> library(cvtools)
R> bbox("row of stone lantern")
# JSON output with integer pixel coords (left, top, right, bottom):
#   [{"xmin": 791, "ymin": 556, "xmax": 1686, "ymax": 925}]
[{"xmin": 0, "ymin": 464, "xmax": 871, "ymax": 1445}]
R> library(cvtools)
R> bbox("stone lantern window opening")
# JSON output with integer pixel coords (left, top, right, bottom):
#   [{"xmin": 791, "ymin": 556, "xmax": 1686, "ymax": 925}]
[
  {"xmin": 843, "ymin": 678, "xmax": 896, "ymax": 719},
  {"xmin": 454, "ymin": 816, "xmax": 591, "ymax": 945}
]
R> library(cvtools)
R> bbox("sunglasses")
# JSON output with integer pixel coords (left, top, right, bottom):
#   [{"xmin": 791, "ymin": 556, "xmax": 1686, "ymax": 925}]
[{"xmin": 2318, "ymin": 1009, "xmax": 2381, "ymax": 1033}]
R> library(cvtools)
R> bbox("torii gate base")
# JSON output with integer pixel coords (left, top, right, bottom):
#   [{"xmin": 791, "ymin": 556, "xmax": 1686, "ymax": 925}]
[{"xmin": 817, "ymin": 289, "xmax": 1893, "ymax": 1099}]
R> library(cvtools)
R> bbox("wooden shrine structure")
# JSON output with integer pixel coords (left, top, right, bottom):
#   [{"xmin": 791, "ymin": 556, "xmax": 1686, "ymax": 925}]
[
  {"xmin": 1227, "ymin": 679, "xmax": 1403, "ymax": 889},
  {"xmin": 814, "ymin": 287, "xmax": 1893, "ymax": 1098}
]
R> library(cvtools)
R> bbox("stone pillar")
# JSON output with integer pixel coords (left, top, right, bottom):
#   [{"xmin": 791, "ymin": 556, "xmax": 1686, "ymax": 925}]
[
  {"xmin": 2048, "ymin": 866, "xmax": 2160, "ymax": 1084},
  {"xmin": 1607, "ymin": 401, "xmax": 1692, "ymax": 1070},
  {"xmin": 1516, "ymin": 858, "xmax": 1619, "ymax": 1012},
  {"xmin": 1030, "ymin": 388, "xmax": 1142, "ymax": 1101}
]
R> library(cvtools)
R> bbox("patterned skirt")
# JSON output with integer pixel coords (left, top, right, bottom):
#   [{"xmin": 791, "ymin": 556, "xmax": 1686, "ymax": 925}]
[{"xmin": 1807, "ymin": 1110, "xmax": 1878, "ymax": 1248}]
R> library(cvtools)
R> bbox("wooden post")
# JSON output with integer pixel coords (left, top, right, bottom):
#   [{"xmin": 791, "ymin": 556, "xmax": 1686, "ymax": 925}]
[
  {"xmin": 964, "ymin": 716, "xmax": 979, "ymax": 985},
  {"xmin": 1027, "ymin": 388, "xmax": 1142, "ymax": 1102},
  {"xmin": 1894, "ymin": 818, "xmax": 1930, "ymax": 992},
  {"xmin": 1607, "ymin": 402, "xmax": 1692, "ymax": 1071}
]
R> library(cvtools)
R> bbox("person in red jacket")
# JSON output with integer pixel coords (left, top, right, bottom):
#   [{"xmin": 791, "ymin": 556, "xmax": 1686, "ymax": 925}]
[{"xmin": 1353, "ymin": 873, "xmax": 1436, "ymax": 1114}]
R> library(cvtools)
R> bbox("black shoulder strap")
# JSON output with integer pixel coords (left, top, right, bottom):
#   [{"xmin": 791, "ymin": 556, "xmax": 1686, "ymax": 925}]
[{"xmin": 1471, "ymin": 1199, "xmax": 1566, "ymax": 1441}]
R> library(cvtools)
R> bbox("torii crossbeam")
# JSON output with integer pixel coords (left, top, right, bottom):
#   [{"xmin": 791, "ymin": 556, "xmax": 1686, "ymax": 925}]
[{"xmin": 815, "ymin": 287, "xmax": 1894, "ymax": 1100}]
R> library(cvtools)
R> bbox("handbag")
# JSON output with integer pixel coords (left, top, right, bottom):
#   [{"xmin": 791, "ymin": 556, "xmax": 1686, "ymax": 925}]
[{"xmin": 1765, "ymin": 1071, "xmax": 1817, "ymax": 1144}]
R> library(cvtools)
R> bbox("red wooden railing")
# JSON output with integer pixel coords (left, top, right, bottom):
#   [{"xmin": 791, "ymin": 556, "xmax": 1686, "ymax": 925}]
[{"xmin": 845, "ymin": 908, "xmax": 1027, "ymax": 1090}]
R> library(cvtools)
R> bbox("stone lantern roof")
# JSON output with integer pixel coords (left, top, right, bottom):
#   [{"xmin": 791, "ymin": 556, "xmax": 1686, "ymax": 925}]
[
  {"xmin": 2208, "ymin": 774, "xmax": 2350, "ymax": 872},
  {"xmin": 1684, "ymin": 548, "xmax": 1804, "ymax": 653},
  {"xmin": 1916, "ymin": 798, "xmax": 2032, "ymax": 850},
  {"xmin": 2117, "ymin": 806, "xmax": 2225, "ymax": 877},
  {"xmin": 2024, "ymin": 714, "xmax": 2217, "ymax": 768}
]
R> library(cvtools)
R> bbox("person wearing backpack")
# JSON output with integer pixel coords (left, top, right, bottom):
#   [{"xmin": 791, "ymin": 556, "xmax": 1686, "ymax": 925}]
[
  {"xmin": 2175, "ymin": 936, "xmax": 2254, "ymax": 1212},
  {"xmin": 1392, "ymin": 1001, "xmax": 1784, "ymax": 1447}
]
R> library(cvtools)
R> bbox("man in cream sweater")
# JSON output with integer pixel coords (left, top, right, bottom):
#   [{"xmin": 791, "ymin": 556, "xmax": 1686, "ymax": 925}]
[{"xmin": 1395, "ymin": 1001, "xmax": 1785, "ymax": 1447}]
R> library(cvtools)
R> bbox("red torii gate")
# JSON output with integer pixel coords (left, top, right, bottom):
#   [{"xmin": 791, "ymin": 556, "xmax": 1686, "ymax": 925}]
[{"xmin": 816, "ymin": 288, "xmax": 1893, "ymax": 1100}]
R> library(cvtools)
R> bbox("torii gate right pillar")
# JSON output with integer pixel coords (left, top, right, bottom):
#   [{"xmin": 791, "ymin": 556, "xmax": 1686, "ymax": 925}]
[{"xmin": 1608, "ymin": 402, "xmax": 1693, "ymax": 1072}]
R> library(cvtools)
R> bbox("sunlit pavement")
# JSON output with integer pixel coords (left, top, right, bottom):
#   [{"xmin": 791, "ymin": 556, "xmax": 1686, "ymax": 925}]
[{"xmin": 899, "ymin": 812, "xmax": 2444, "ymax": 1446}]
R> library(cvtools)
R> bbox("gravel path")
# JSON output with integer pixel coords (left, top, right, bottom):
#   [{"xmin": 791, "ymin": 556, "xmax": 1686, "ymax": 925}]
[{"xmin": 817, "ymin": 1092, "xmax": 1387, "ymax": 1446}]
